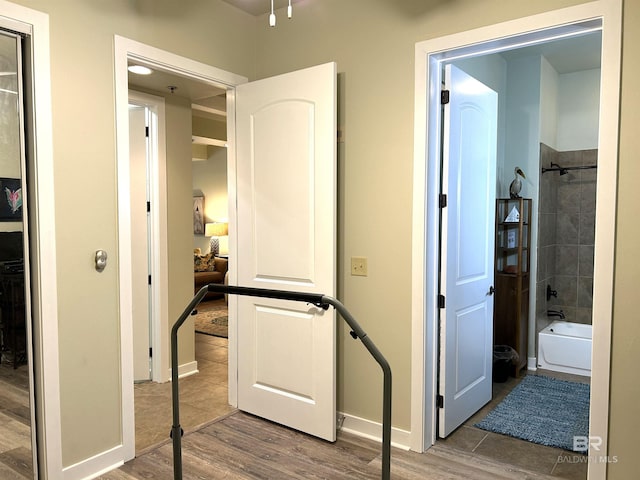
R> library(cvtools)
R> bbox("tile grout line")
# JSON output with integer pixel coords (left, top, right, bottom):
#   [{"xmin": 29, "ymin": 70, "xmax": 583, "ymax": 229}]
[{"xmin": 471, "ymin": 432, "xmax": 490, "ymax": 453}]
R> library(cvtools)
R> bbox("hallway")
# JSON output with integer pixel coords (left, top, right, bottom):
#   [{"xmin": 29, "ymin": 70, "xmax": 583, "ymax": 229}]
[{"xmin": 134, "ymin": 331, "xmax": 233, "ymax": 453}]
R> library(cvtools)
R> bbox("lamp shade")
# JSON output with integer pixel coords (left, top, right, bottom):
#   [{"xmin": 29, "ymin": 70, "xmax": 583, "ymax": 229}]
[{"xmin": 205, "ymin": 222, "xmax": 228, "ymax": 237}]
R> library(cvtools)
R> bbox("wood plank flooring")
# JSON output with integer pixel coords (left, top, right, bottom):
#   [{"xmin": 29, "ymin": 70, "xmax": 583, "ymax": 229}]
[
  {"xmin": 0, "ymin": 362, "xmax": 33, "ymax": 479},
  {"xmin": 100, "ymin": 411, "xmax": 563, "ymax": 480}
]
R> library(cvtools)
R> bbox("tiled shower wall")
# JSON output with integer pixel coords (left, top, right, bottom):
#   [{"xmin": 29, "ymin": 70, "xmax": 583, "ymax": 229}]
[{"xmin": 536, "ymin": 143, "xmax": 597, "ymax": 333}]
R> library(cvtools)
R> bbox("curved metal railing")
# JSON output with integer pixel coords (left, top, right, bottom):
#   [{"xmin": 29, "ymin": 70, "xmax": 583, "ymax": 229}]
[{"xmin": 170, "ymin": 284, "xmax": 392, "ymax": 480}]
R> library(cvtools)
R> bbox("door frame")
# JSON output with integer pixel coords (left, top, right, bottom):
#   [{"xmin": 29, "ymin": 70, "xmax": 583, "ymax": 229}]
[
  {"xmin": 114, "ymin": 35, "xmax": 247, "ymax": 460},
  {"xmin": 411, "ymin": 2, "xmax": 621, "ymax": 479},
  {"xmin": 0, "ymin": 2, "xmax": 61, "ymax": 478}
]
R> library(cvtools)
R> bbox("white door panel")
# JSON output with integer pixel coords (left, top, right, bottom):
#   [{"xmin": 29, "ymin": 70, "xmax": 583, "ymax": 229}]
[
  {"xmin": 236, "ymin": 62, "xmax": 337, "ymax": 441},
  {"xmin": 439, "ymin": 64, "xmax": 497, "ymax": 437},
  {"xmin": 129, "ymin": 105, "xmax": 151, "ymax": 382}
]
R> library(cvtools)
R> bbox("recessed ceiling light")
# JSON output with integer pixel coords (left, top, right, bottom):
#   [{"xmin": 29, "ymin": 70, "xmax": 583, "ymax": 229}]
[{"xmin": 128, "ymin": 65, "xmax": 153, "ymax": 75}]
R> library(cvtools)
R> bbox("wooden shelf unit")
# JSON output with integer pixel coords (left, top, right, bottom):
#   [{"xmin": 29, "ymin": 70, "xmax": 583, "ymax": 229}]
[{"xmin": 493, "ymin": 197, "xmax": 532, "ymax": 376}]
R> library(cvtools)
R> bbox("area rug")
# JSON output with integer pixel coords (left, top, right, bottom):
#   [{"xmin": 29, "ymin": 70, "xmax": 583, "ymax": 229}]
[
  {"xmin": 474, "ymin": 375, "xmax": 590, "ymax": 452},
  {"xmin": 193, "ymin": 300, "xmax": 228, "ymax": 338}
]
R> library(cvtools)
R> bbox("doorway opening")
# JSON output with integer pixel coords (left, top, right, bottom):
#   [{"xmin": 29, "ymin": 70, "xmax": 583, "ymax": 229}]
[
  {"xmin": 114, "ymin": 36, "xmax": 247, "ymax": 459},
  {"xmin": 436, "ymin": 33, "xmax": 601, "ymax": 478},
  {"xmin": 411, "ymin": 3, "xmax": 621, "ymax": 480},
  {"xmin": 127, "ymin": 65, "xmax": 234, "ymax": 454}
]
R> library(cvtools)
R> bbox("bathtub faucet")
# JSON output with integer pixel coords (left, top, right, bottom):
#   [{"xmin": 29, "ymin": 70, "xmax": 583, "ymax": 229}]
[{"xmin": 547, "ymin": 309, "xmax": 565, "ymax": 319}]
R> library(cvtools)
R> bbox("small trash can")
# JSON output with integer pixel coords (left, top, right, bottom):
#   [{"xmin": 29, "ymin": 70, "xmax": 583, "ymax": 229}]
[{"xmin": 493, "ymin": 345, "xmax": 519, "ymax": 383}]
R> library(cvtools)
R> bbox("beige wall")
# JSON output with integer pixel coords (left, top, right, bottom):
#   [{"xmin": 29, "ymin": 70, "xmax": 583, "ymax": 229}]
[
  {"xmin": 252, "ymin": 1, "xmax": 638, "ymax": 475},
  {"xmin": 252, "ymin": 0, "xmax": 592, "ymax": 431},
  {"xmin": 192, "ymin": 115, "xmax": 228, "ymax": 254},
  {"xmin": 7, "ymin": 0, "xmax": 256, "ymax": 467},
  {"xmin": 193, "ymin": 147, "xmax": 228, "ymax": 255},
  {"xmin": 4, "ymin": 0, "xmax": 640, "ymax": 476},
  {"xmin": 164, "ymin": 94, "xmax": 197, "ymax": 369}
]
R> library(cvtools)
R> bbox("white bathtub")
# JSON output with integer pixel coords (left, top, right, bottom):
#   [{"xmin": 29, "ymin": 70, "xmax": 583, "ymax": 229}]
[{"xmin": 537, "ymin": 321, "xmax": 592, "ymax": 377}]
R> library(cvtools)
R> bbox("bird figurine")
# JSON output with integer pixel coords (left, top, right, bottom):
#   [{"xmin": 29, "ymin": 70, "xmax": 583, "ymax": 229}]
[{"xmin": 509, "ymin": 167, "xmax": 526, "ymax": 199}]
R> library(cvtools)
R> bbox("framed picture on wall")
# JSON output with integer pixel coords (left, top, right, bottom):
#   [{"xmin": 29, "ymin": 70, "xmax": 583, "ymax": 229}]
[
  {"xmin": 0, "ymin": 178, "xmax": 22, "ymax": 221},
  {"xmin": 193, "ymin": 195, "xmax": 204, "ymax": 234}
]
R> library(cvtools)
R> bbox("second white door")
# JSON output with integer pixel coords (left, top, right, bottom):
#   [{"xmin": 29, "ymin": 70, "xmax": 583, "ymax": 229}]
[
  {"xmin": 438, "ymin": 64, "xmax": 497, "ymax": 438},
  {"xmin": 235, "ymin": 62, "xmax": 337, "ymax": 441}
]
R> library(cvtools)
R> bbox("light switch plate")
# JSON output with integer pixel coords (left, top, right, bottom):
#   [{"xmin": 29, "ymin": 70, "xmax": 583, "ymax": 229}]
[{"xmin": 351, "ymin": 256, "xmax": 368, "ymax": 276}]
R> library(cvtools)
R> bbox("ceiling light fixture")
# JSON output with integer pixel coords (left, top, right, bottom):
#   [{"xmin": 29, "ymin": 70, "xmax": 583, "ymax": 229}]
[
  {"xmin": 269, "ymin": 0, "xmax": 276, "ymax": 27},
  {"xmin": 269, "ymin": 0, "xmax": 292, "ymax": 27},
  {"xmin": 128, "ymin": 65, "xmax": 153, "ymax": 75}
]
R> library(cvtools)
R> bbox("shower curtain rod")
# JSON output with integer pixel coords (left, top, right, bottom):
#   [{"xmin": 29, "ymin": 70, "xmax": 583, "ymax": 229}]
[{"xmin": 541, "ymin": 164, "xmax": 597, "ymax": 174}]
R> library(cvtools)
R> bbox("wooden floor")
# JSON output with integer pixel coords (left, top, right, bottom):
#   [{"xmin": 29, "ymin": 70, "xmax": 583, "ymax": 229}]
[
  {"xmin": 0, "ymin": 361, "xmax": 33, "ymax": 479},
  {"xmin": 100, "ymin": 410, "xmax": 565, "ymax": 480}
]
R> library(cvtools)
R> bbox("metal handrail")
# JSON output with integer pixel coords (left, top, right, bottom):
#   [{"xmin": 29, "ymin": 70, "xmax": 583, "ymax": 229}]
[{"xmin": 171, "ymin": 284, "xmax": 392, "ymax": 480}]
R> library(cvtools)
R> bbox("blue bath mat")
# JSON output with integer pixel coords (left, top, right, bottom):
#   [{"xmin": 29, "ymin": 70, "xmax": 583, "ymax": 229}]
[{"xmin": 474, "ymin": 375, "xmax": 590, "ymax": 452}]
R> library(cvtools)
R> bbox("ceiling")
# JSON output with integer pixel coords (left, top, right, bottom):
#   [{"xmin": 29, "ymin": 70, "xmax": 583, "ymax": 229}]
[
  {"xmin": 126, "ymin": 23, "xmax": 602, "ymax": 112},
  {"xmin": 128, "ymin": 60, "xmax": 227, "ymax": 116},
  {"xmin": 220, "ymin": 0, "xmax": 305, "ymax": 16},
  {"xmin": 501, "ymin": 31, "xmax": 602, "ymax": 74}
]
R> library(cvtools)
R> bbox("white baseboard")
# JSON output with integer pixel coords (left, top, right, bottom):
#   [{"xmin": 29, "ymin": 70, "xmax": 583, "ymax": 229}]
[
  {"xmin": 338, "ymin": 412, "xmax": 411, "ymax": 451},
  {"xmin": 528, "ymin": 356, "xmax": 537, "ymax": 371},
  {"xmin": 168, "ymin": 360, "xmax": 198, "ymax": 380},
  {"xmin": 62, "ymin": 444, "xmax": 124, "ymax": 480}
]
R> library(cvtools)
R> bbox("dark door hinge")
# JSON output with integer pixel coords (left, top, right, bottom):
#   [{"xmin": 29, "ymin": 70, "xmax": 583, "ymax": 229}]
[
  {"xmin": 149, "ymin": 347, "xmax": 153, "ymax": 358},
  {"xmin": 145, "ymin": 126, "xmax": 150, "ymax": 137},
  {"xmin": 438, "ymin": 294, "xmax": 445, "ymax": 309},
  {"xmin": 146, "ymin": 201, "xmax": 151, "ymax": 213},
  {"xmin": 441, "ymin": 90, "xmax": 450, "ymax": 105},
  {"xmin": 439, "ymin": 193, "xmax": 447, "ymax": 208},
  {"xmin": 148, "ymin": 275, "xmax": 151, "ymax": 285},
  {"xmin": 436, "ymin": 394, "xmax": 444, "ymax": 408}
]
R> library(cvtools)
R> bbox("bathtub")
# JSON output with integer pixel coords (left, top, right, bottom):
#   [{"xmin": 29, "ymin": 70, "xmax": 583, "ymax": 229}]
[{"xmin": 537, "ymin": 321, "xmax": 592, "ymax": 377}]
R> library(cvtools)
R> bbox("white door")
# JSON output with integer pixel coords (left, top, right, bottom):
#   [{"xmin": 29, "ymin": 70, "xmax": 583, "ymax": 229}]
[
  {"xmin": 235, "ymin": 62, "xmax": 337, "ymax": 441},
  {"xmin": 438, "ymin": 65, "xmax": 497, "ymax": 437},
  {"xmin": 129, "ymin": 104, "xmax": 151, "ymax": 382}
]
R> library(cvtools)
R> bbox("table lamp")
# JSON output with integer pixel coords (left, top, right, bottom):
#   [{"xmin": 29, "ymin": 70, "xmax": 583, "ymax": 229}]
[{"xmin": 205, "ymin": 222, "xmax": 228, "ymax": 256}]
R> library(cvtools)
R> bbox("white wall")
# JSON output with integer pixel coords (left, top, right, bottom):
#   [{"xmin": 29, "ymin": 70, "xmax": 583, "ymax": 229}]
[
  {"xmin": 192, "ymin": 146, "xmax": 228, "ymax": 254},
  {"xmin": 539, "ymin": 56, "xmax": 559, "ymax": 149},
  {"xmin": 504, "ymin": 55, "xmax": 543, "ymax": 365},
  {"xmin": 453, "ymin": 54, "xmax": 507, "ymax": 195},
  {"xmin": 557, "ymin": 68, "xmax": 601, "ymax": 150},
  {"xmin": 504, "ymin": 55, "xmax": 541, "ymax": 199}
]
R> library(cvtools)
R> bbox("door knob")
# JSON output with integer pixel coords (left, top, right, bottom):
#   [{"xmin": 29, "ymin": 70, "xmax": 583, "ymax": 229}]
[{"xmin": 488, "ymin": 286, "xmax": 495, "ymax": 295}]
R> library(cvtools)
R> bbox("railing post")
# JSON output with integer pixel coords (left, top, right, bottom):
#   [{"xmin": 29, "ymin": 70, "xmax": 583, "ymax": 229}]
[
  {"xmin": 170, "ymin": 286, "xmax": 209, "ymax": 480},
  {"xmin": 171, "ymin": 285, "xmax": 392, "ymax": 480}
]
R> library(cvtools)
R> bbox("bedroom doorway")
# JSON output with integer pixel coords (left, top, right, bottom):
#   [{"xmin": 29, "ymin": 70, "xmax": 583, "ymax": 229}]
[{"xmin": 126, "ymin": 64, "xmax": 234, "ymax": 453}]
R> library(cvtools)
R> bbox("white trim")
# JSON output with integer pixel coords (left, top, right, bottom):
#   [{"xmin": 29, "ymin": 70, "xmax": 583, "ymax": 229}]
[
  {"xmin": 339, "ymin": 412, "xmax": 411, "ymax": 451},
  {"xmin": 0, "ymin": 2, "xmax": 62, "ymax": 478},
  {"xmin": 225, "ymin": 87, "xmax": 239, "ymax": 407},
  {"xmin": 114, "ymin": 35, "xmax": 247, "ymax": 463},
  {"xmin": 412, "ymin": 5, "xmax": 621, "ymax": 480},
  {"xmin": 168, "ymin": 360, "xmax": 199, "ymax": 380},
  {"xmin": 192, "ymin": 135, "xmax": 227, "ymax": 147},
  {"xmin": 61, "ymin": 445, "xmax": 124, "ymax": 480},
  {"xmin": 127, "ymin": 90, "xmax": 169, "ymax": 384}
]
